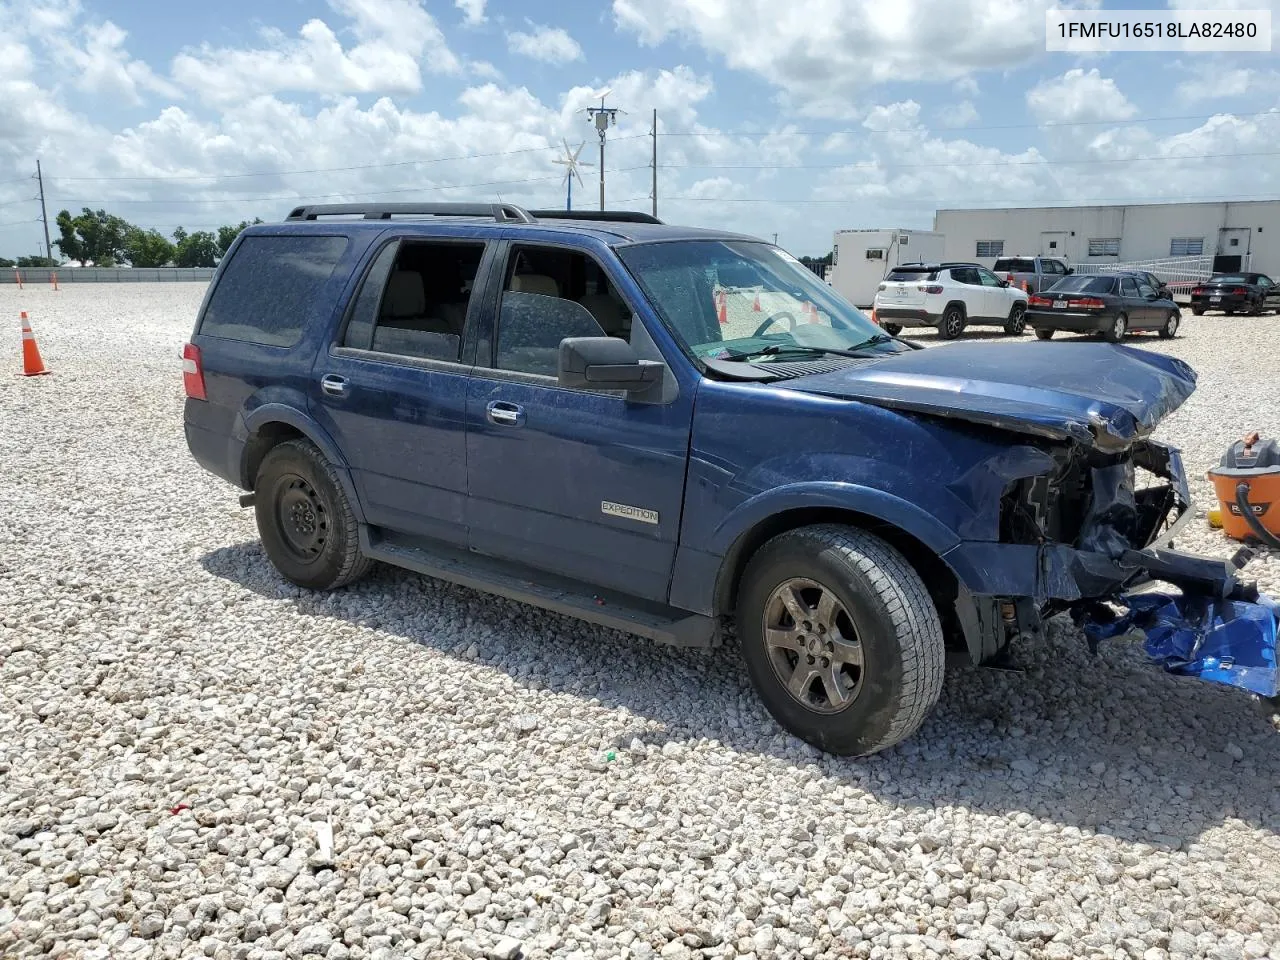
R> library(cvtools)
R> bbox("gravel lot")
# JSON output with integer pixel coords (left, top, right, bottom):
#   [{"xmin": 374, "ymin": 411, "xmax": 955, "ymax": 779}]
[{"xmin": 2, "ymin": 284, "xmax": 1279, "ymax": 960}]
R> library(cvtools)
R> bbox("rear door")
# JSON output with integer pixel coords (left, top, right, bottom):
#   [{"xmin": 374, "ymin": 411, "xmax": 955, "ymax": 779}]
[
  {"xmin": 464, "ymin": 236, "xmax": 694, "ymax": 602},
  {"xmin": 1135, "ymin": 278, "xmax": 1163, "ymax": 329},
  {"xmin": 310, "ymin": 233, "xmax": 497, "ymax": 548},
  {"xmin": 1256, "ymin": 274, "xmax": 1279, "ymax": 311},
  {"xmin": 948, "ymin": 266, "xmax": 986, "ymax": 316},
  {"xmin": 1117, "ymin": 276, "xmax": 1149, "ymax": 326}
]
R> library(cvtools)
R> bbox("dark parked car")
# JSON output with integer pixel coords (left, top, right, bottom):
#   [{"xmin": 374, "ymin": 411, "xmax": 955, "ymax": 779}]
[
  {"xmin": 1129, "ymin": 270, "xmax": 1172, "ymax": 300},
  {"xmin": 1027, "ymin": 273, "xmax": 1182, "ymax": 342},
  {"xmin": 1189, "ymin": 272, "xmax": 1278, "ymax": 315},
  {"xmin": 184, "ymin": 202, "xmax": 1251, "ymax": 757}
]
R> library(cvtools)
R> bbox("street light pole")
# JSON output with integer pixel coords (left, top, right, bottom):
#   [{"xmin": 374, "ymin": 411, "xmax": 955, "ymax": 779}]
[{"xmin": 585, "ymin": 92, "xmax": 620, "ymax": 211}]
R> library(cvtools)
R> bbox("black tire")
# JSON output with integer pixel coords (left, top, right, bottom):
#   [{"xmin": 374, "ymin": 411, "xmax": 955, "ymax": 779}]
[
  {"xmin": 882, "ymin": 323, "xmax": 903, "ymax": 336},
  {"xmin": 1003, "ymin": 303, "xmax": 1027, "ymax": 336},
  {"xmin": 1250, "ymin": 298, "xmax": 1264, "ymax": 317},
  {"xmin": 1035, "ymin": 328, "xmax": 1054, "ymax": 340},
  {"xmin": 1191, "ymin": 306, "xmax": 1205, "ymax": 316},
  {"xmin": 254, "ymin": 439, "xmax": 371, "ymax": 591},
  {"xmin": 1103, "ymin": 312, "xmax": 1127, "ymax": 343},
  {"xmin": 939, "ymin": 305, "xmax": 966, "ymax": 340},
  {"xmin": 1158, "ymin": 311, "xmax": 1180, "ymax": 339},
  {"xmin": 736, "ymin": 525, "xmax": 945, "ymax": 757}
]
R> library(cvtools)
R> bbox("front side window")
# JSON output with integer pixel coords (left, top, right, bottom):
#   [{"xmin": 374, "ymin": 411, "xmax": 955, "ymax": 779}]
[
  {"xmin": 978, "ymin": 268, "xmax": 1003, "ymax": 287},
  {"xmin": 1137, "ymin": 282, "xmax": 1156, "ymax": 298},
  {"xmin": 617, "ymin": 240, "xmax": 898, "ymax": 365},
  {"xmin": 493, "ymin": 245, "xmax": 634, "ymax": 377},
  {"xmin": 343, "ymin": 240, "xmax": 485, "ymax": 362},
  {"xmin": 201, "ymin": 235, "xmax": 348, "ymax": 347}
]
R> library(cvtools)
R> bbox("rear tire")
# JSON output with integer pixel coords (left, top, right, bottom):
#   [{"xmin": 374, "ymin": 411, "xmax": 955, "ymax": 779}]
[
  {"xmin": 1191, "ymin": 306, "xmax": 1205, "ymax": 316},
  {"xmin": 882, "ymin": 323, "xmax": 903, "ymax": 336},
  {"xmin": 736, "ymin": 525, "xmax": 945, "ymax": 757},
  {"xmin": 1104, "ymin": 313, "xmax": 1128, "ymax": 343},
  {"xmin": 1003, "ymin": 303, "xmax": 1027, "ymax": 336},
  {"xmin": 939, "ymin": 305, "xmax": 966, "ymax": 340},
  {"xmin": 255, "ymin": 439, "xmax": 371, "ymax": 591},
  {"xmin": 1035, "ymin": 328, "xmax": 1054, "ymax": 340},
  {"xmin": 1159, "ymin": 311, "xmax": 1180, "ymax": 339}
]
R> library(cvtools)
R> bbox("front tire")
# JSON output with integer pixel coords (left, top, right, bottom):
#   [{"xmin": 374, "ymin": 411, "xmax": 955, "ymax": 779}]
[
  {"xmin": 255, "ymin": 439, "xmax": 371, "ymax": 591},
  {"xmin": 736, "ymin": 525, "xmax": 945, "ymax": 756},
  {"xmin": 1003, "ymin": 303, "xmax": 1027, "ymax": 336},
  {"xmin": 1035, "ymin": 327, "xmax": 1054, "ymax": 340},
  {"xmin": 1104, "ymin": 313, "xmax": 1128, "ymax": 343},
  {"xmin": 939, "ymin": 305, "xmax": 966, "ymax": 340},
  {"xmin": 1159, "ymin": 311, "xmax": 1180, "ymax": 339}
]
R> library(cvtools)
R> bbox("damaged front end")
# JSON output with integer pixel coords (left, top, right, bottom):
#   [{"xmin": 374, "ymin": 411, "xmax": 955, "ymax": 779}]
[{"xmin": 946, "ymin": 437, "xmax": 1280, "ymax": 700}]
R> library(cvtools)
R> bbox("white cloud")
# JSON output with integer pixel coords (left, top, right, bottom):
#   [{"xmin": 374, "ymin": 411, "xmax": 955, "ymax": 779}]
[
  {"xmin": 1026, "ymin": 68, "xmax": 1137, "ymax": 124},
  {"xmin": 1174, "ymin": 60, "xmax": 1280, "ymax": 102},
  {"xmin": 613, "ymin": 0, "xmax": 1070, "ymax": 114},
  {"xmin": 456, "ymin": 0, "xmax": 486, "ymax": 24},
  {"xmin": 506, "ymin": 24, "xmax": 584, "ymax": 64},
  {"xmin": 171, "ymin": 0, "xmax": 460, "ymax": 105},
  {"xmin": 50, "ymin": 20, "xmax": 179, "ymax": 104},
  {"xmin": 938, "ymin": 100, "xmax": 980, "ymax": 129}
]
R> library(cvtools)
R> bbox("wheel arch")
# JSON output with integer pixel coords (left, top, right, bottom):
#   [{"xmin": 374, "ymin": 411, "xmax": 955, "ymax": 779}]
[{"xmin": 715, "ymin": 506, "xmax": 970, "ymax": 657}]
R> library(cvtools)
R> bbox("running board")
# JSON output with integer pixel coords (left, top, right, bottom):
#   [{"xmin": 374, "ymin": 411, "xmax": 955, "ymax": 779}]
[{"xmin": 362, "ymin": 531, "xmax": 717, "ymax": 648}]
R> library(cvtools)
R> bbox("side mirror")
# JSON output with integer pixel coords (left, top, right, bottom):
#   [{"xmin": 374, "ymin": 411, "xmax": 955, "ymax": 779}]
[
  {"xmin": 999, "ymin": 279, "xmax": 1010, "ymax": 287},
  {"xmin": 558, "ymin": 337, "xmax": 663, "ymax": 393},
  {"xmin": 1065, "ymin": 267, "xmax": 1074, "ymax": 275}
]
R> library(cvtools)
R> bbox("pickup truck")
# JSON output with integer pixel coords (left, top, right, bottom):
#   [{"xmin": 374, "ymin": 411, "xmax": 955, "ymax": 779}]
[{"xmin": 992, "ymin": 255, "xmax": 1073, "ymax": 294}]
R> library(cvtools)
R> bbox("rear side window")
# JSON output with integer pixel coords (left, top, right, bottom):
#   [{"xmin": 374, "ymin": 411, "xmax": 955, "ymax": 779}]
[{"xmin": 200, "ymin": 236, "xmax": 348, "ymax": 347}]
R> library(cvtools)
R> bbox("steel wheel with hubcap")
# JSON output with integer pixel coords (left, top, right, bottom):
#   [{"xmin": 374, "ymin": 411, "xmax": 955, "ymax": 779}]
[
  {"xmin": 1104, "ymin": 313, "xmax": 1127, "ymax": 343},
  {"xmin": 939, "ymin": 306, "xmax": 966, "ymax": 340},
  {"xmin": 1003, "ymin": 303, "xmax": 1027, "ymax": 336},
  {"xmin": 1159, "ymin": 311, "xmax": 1180, "ymax": 339},
  {"xmin": 737, "ymin": 524, "xmax": 945, "ymax": 756}
]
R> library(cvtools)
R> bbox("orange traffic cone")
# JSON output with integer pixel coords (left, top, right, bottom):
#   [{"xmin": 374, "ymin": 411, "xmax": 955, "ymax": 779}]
[
  {"xmin": 51, "ymin": 271, "xmax": 59, "ymax": 291},
  {"xmin": 717, "ymin": 290, "xmax": 727, "ymax": 326},
  {"xmin": 753, "ymin": 292, "xmax": 762, "ymax": 312},
  {"xmin": 14, "ymin": 269, "xmax": 22, "ymax": 290},
  {"xmin": 20, "ymin": 312, "xmax": 50, "ymax": 376},
  {"xmin": 870, "ymin": 307, "xmax": 879, "ymax": 326}
]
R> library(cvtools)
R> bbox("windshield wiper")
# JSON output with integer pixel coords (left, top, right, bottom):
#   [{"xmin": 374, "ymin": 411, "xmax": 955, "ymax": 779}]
[{"xmin": 724, "ymin": 334, "xmax": 899, "ymax": 362}]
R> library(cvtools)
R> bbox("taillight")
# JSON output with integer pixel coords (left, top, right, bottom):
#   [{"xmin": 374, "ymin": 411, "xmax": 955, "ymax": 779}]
[
  {"xmin": 1075, "ymin": 297, "xmax": 1106, "ymax": 310},
  {"xmin": 1028, "ymin": 295, "xmax": 1052, "ymax": 307},
  {"xmin": 182, "ymin": 343, "xmax": 207, "ymax": 400},
  {"xmin": 1231, "ymin": 287, "xmax": 1248, "ymax": 295},
  {"xmin": 920, "ymin": 284, "xmax": 944, "ymax": 294}
]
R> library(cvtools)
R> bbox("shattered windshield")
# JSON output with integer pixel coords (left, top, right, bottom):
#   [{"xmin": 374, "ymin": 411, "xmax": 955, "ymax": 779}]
[{"xmin": 617, "ymin": 240, "xmax": 904, "ymax": 365}]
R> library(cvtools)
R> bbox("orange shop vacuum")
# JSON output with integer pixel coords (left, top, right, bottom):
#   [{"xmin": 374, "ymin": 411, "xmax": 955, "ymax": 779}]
[{"xmin": 1208, "ymin": 432, "xmax": 1280, "ymax": 550}]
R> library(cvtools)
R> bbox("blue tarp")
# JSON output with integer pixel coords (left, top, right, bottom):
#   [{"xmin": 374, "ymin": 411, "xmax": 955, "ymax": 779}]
[{"xmin": 1080, "ymin": 591, "xmax": 1280, "ymax": 698}]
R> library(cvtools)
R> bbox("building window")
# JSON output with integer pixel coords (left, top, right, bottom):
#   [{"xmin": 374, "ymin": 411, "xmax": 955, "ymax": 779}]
[
  {"xmin": 975, "ymin": 240, "xmax": 1003, "ymax": 258},
  {"xmin": 1170, "ymin": 237, "xmax": 1204, "ymax": 256},
  {"xmin": 1087, "ymin": 238, "xmax": 1121, "ymax": 257}
]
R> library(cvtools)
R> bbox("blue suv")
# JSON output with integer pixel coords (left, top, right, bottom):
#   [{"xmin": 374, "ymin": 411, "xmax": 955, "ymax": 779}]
[{"xmin": 183, "ymin": 203, "xmax": 1256, "ymax": 756}]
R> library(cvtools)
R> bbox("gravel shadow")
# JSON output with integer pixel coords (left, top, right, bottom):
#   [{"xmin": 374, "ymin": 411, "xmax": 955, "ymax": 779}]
[{"xmin": 201, "ymin": 542, "xmax": 1280, "ymax": 851}]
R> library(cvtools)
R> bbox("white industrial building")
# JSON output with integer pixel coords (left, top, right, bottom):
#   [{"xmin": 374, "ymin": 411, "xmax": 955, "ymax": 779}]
[{"xmin": 933, "ymin": 200, "xmax": 1279, "ymax": 278}]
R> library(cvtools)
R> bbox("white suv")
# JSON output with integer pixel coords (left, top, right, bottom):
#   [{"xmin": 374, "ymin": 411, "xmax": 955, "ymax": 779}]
[{"xmin": 873, "ymin": 262, "xmax": 1029, "ymax": 339}]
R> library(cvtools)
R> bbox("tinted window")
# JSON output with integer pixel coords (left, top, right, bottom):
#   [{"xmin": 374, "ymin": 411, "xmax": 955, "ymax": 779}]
[
  {"xmin": 1137, "ymin": 282, "xmax": 1156, "ymax": 298},
  {"xmin": 1043, "ymin": 260, "xmax": 1066, "ymax": 275},
  {"xmin": 950, "ymin": 267, "xmax": 980, "ymax": 285},
  {"xmin": 886, "ymin": 268, "xmax": 937, "ymax": 281},
  {"xmin": 1119, "ymin": 278, "xmax": 1138, "ymax": 297},
  {"xmin": 1211, "ymin": 275, "xmax": 1248, "ymax": 284},
  {"xmin": 341, "ymin": 242, "xmax": 399, "ymax": 351},
  {"xmin": 201, "ymin": 235, "xmax": 348, "ymax": 347},
  {"xmin": 1052, "ymin": 276, "xmax": 1115, "ymax": 294},
  {"xmin": 993, "ymin": 258, "xmax": 1035, "ymax": 273}
]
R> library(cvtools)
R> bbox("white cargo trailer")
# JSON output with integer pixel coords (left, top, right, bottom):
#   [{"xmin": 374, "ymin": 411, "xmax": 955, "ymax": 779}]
[{"xmin": 829, "ymin": 229, "xmax": 948, "ymax": 308}]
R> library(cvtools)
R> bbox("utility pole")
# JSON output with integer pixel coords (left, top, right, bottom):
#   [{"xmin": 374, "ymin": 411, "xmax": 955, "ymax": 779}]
[
  {"xmin": 35, "ymin": 160, "xmax": 52, "ymax": 261},
  {"xmin": 585, "ymin": 91, "xmax": 620, "ymax": 210},
  {"xmin": 650, "ymin": 109, "xmax": 658, "ymax": 219}
]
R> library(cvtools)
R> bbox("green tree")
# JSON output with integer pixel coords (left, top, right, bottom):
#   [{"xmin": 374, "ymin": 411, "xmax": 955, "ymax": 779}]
[
  {"xmin": 54, "ymin": 208, "xmax": 131, "ymax": 266},
  {"xmin": 125, "ymin": 228, "xmax": 176, "ymax": 267},
  {"xmin": 173, "ymin": 228, "xmax": 219, "ymax": 268},
  {"xmin": 0, "ymin": 257, "xmax": 12, "ymax": 268},
  {"xmin": 216, "ymin": 218, "xmax": 263, "ymax": 259},
  {"xmin": 17, "ymin": 255, "xmax": 59, "ymax": 268}
]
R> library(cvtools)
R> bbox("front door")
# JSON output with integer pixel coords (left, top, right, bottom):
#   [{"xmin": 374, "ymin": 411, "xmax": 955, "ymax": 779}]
[
  {"xmin": 311, "ymin": 235, "xmax": 494, "ymax": 548},
  {"xmin": 976, "ymin": 266, "xmax": 1010, "ymax": 320},
  {"xmin": 464, "ymin": 238, "xmax": 694, "ymax": 603}
]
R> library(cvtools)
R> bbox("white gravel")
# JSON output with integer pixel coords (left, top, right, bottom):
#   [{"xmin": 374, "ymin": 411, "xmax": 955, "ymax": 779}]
[{"xmin": 2, "ymin": 283, "xmax": 1280, "ymax": 960}]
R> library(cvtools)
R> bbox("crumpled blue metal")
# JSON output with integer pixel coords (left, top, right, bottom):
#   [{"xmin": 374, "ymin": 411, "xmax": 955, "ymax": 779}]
[{"xmin": 1079, "ymin": 591, "xmax": 1280, "ymax": 698}]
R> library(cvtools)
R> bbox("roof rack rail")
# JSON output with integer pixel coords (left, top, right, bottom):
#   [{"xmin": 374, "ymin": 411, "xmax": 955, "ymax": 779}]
[
  {"xmin": 284, "ymin": 202, "xmax": 536, "ymax": 224},
  {"xmin": 526, "ymin": 209, "xmax": 664, "ymax": 225}
]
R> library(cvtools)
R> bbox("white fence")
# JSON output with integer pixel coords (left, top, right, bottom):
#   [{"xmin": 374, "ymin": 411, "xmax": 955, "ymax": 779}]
[
  {"xmin": 4, "ymin": 267, "xmax": 216, "ymax": 284},
  {"xmin": 1071, "ymin": 254, "xmax": 1251, "ymax": 299}
]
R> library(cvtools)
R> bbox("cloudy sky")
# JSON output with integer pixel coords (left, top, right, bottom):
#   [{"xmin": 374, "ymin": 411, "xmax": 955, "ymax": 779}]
[{"xmin": 2, "ymin": 0, "xmax": 1278, "ymax": 258}]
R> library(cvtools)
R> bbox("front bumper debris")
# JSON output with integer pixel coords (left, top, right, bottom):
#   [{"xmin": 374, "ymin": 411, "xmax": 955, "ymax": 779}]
[{"xmin": 1077, "ymin": 591, "xmax": 1280, "ymax": 698}]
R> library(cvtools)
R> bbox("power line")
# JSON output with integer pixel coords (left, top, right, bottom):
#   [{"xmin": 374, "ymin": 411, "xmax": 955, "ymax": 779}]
[
  {"xmin": 660, "ymin": 191, "xmax": 1280, "ymax": 205},
  {"xmin": 47, "ymin": 136, "xmax": 653, "ymax": 184},
  {"xmin": 657, "ymin": 109, "xmax": 1280, "ymax": 138},
  {"xmin": 661, "ymin": 149, "xmax": 1280, "ymax": 171}
]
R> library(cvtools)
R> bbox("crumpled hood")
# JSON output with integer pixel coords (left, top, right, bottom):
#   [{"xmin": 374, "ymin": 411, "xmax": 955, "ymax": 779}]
[{"xmin": 784, "ymin": 342, "xmax": 1197, "ymax": 450}]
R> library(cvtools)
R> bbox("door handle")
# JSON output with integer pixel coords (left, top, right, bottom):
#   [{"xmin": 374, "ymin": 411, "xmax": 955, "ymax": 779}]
[
  {"xmin": 320, "ymin": 374, "xmax": 349, "ymax": 397},
  {"xmin": 486, "ymin": 400, "xmax": 525, "ymax": 427}
]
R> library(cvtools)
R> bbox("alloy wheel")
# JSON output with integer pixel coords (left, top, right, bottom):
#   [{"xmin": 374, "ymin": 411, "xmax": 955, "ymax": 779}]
[{"xmin": 762, "ymin": 577, "xmax": 865, "ymax": 714}]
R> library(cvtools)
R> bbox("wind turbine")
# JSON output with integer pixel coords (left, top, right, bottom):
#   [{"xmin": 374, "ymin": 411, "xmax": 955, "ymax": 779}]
[{"xmin": 552, "ymin": 138, "xmax": 592, "ymax": 211}]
